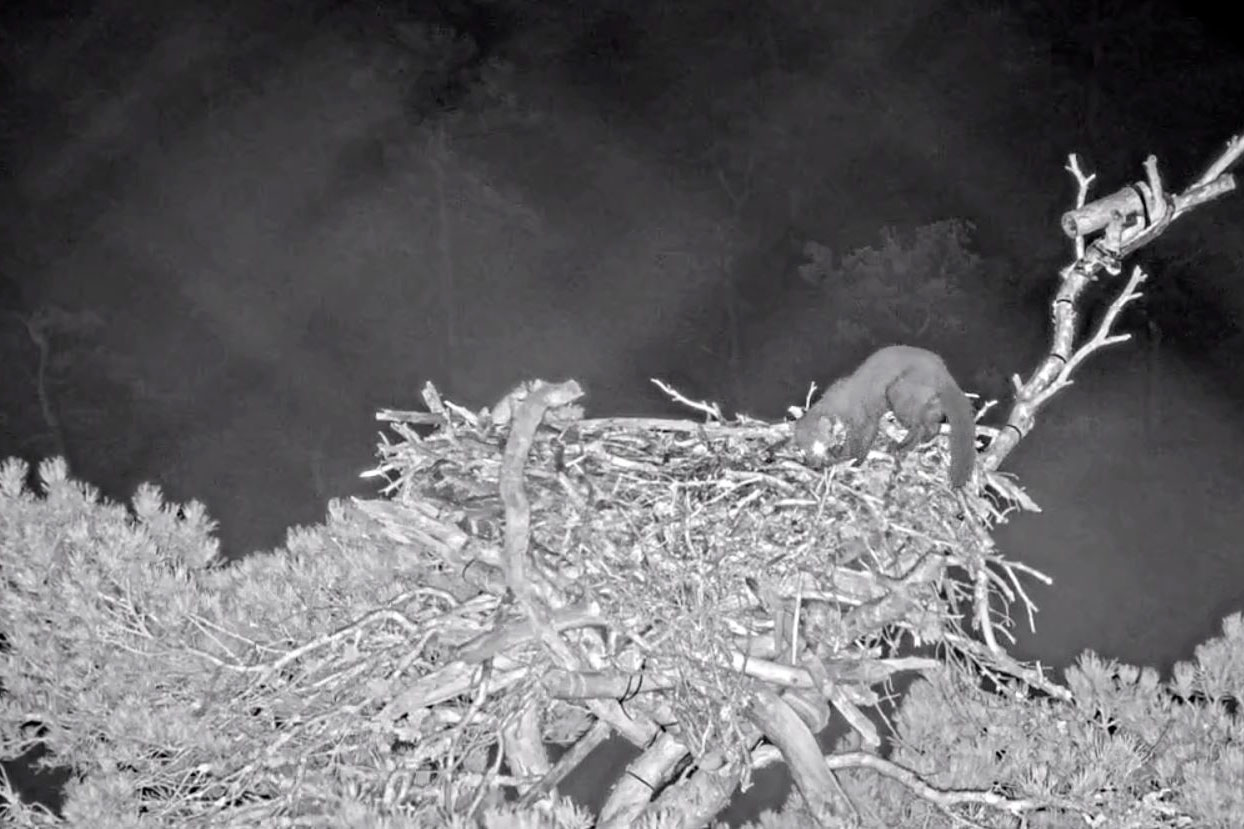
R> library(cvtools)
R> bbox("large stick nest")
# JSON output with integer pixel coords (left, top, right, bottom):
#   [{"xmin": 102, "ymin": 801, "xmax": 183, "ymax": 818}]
[{"xmin": 354, "ymin": 378, "xmax": 1046, "ymax": 818}]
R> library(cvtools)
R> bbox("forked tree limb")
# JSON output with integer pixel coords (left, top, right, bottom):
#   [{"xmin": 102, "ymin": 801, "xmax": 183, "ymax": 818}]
[
  {"xmin": 498, "ymin": 379, "xmax": 583, "ymax": 628},
  {"xmin": 500, "ymin": 705, "xmax": 550, "ymax": 788},
  {"xmin": 598, "ymin": 731, "xmax": 693, "ymax": 829},
  {"xmin": 980, "ymin": 134, "xmax": 1241, "ymax": 477},
  {"xmin": 823, "ymin": 751, "xmax": 1083, "ymax": 820},
  {"xmin": 650, "ymin": 743, "xmax": 784, "ymax": 829},
  {"xmin": 495, "ymin": 380, "xmax": 691, "ymax": 783},
  {"xmin": 748, "ymin": 687, "xmax": 855, "ymax": 826},
  {"xmin": 516, "ymin": 720, "xmax": 612, "ymax": 808}
]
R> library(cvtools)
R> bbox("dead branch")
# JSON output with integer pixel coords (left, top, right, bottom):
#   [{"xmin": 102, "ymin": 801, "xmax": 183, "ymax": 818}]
[
  {"xmin": 824, "ymin": 751, "xmax": 1084, "ymax": 820},
  {"xmin": 749, "ymin": 688, "xmax": 855, "ymax": 826},
  {"xmin": 981, "ymin": 135, "xmax": 1240, "ymax": 476},
  {"xmin": 597, "ymin": 732, "xmax": 691, "ymax": 829},
  {"xmin": 517, "ymin": 720, "xmax": 612, "ymax": 808}
]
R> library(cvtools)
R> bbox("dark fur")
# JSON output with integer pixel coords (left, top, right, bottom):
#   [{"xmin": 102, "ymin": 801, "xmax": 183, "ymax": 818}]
[{"xmin": 793, "ymin": 345, "xmax": 976, "ymax": 488}]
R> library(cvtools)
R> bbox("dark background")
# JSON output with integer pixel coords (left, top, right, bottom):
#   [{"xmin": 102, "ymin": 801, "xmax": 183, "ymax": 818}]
[{"xmin": 2, "ymin": 0, "xmax": 1243, "ymax": 821}]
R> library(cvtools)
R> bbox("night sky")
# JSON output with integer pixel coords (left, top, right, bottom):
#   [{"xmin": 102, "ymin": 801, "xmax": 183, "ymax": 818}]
[{"xmin": 1, "ymin": 0, "xmax": 1243, "ymax": 820}]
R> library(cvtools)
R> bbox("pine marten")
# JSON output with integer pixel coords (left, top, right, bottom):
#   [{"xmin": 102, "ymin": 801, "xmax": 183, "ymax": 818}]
[{"xmin": 793, "ymin": 345, "xmax": 976, "ymax": 488}]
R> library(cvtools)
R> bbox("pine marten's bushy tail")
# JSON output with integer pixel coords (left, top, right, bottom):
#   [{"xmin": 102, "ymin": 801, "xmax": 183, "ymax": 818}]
[{"xmin": 939, "ymin": 385, "xmax": 976, "ymax": 488}]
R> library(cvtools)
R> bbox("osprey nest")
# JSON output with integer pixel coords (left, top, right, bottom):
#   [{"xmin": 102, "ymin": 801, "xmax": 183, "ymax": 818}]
[{"xmin": 351, "ymin": 378, "xmax": 1049, "ymax": 825}]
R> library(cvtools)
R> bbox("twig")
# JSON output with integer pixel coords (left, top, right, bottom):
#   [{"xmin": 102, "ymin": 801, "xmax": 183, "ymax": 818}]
[
  {"xmin": 973, "ymin": 568, "xmax": 1002, "ymax": 657},
  {"xmin": 1064, "ymin": 155, "xmax": 1096, "ymax": 260},
  {"xmin": 649, "ymin": 378, "xmax": 726, "ymax": 421},
  {"xmin": 457, "ymin": 605, "xmax": 607, "ymax": 664},
  {"xmin": 464, "ymin": 724, "xmax": 508, "ymax": 821},
  {"xmin": 516, "ymin": 719, "xmax": 612, "ymax": 808},
  {"xmin": 184, "ymin": 607, "xmax": 420, "ymax": 680},
  {"xmin": 824, "ymin": 751, "xmax": 1085, "ymax": 820},
  {"xmin": 943, "ymin": 633, "xmax": 1070, "ymax": 702},
  {"xmin": 499, "ymin": 703, "xmax": 549, "ymax": 796},
  {"xmin": 381, "ymin": 659, "xmax": 527, "ymax": 718},
  {"xmin": 1193, "ymin": 132, "xmax": 1244, "ymax": 188},
  {"xmin": 1028, "ymin": 265, "xmax": 1147, "ymax": 411}
]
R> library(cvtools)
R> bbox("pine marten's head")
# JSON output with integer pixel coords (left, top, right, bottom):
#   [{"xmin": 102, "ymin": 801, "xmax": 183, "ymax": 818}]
[{"xmin": 792, "ymin": 413, "xmax": 850, "ymax": 464}]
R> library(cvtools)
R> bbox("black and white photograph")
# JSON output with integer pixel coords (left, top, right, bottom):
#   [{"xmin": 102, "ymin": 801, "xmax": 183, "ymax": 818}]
[{"xmin": 1, "ymin": 0, "xmax": 1242, "ymax": 825}]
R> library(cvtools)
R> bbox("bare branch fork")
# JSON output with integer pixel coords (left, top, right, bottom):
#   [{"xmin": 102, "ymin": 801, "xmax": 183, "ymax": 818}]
[{"xmin": 980, "ymin": 135, "xmax": 1242, "ymax": 475}]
